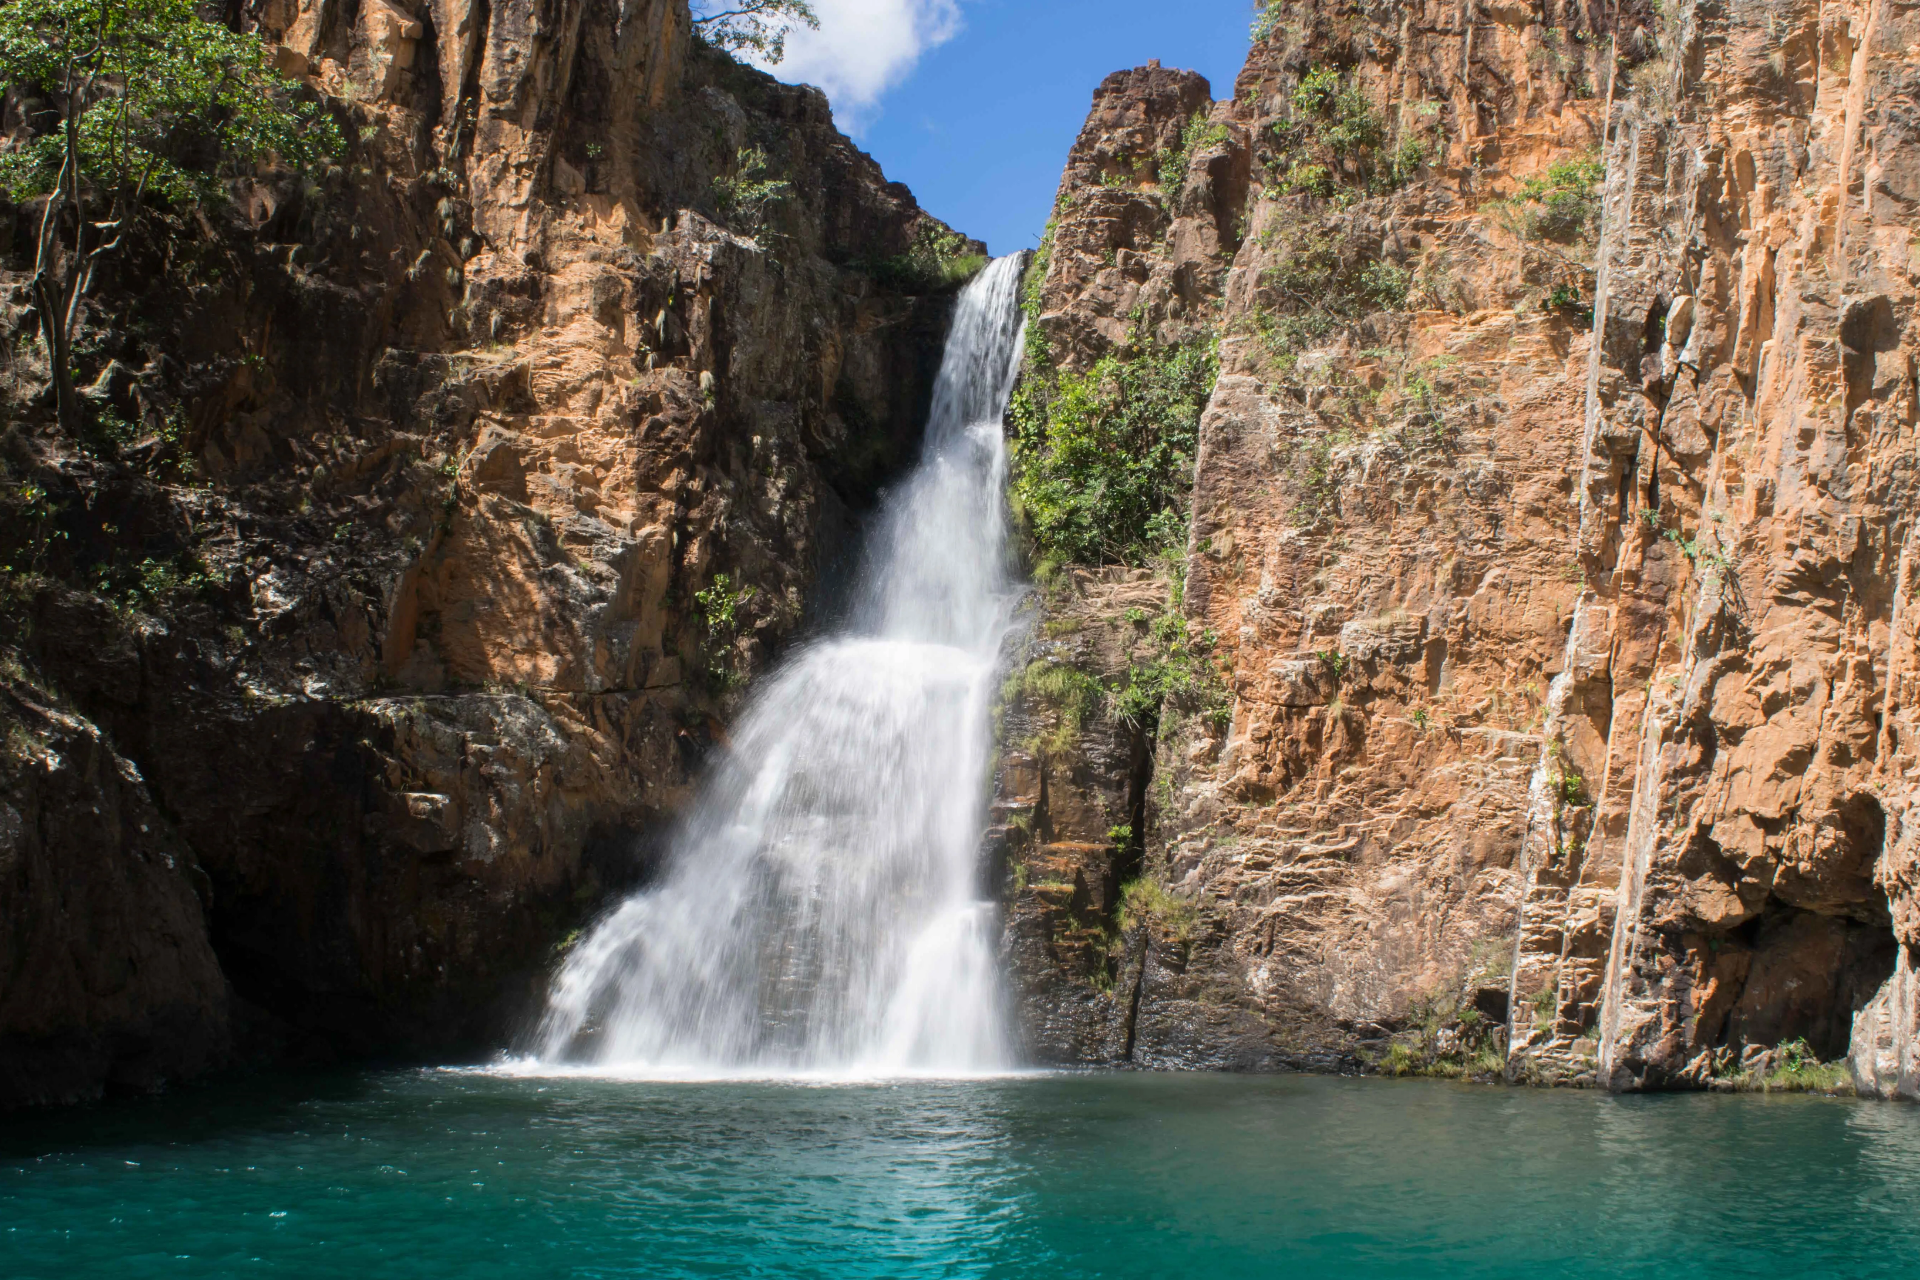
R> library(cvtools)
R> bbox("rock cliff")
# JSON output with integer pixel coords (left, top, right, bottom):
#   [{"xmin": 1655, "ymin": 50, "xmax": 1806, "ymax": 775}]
[
  {"xmin": 0, "ymin": 0, "xmax": 976, "ymax": 1105},
  {"xmin": 1002, "ymin": 0, "xmax": 1920, "ymax": 1097}
]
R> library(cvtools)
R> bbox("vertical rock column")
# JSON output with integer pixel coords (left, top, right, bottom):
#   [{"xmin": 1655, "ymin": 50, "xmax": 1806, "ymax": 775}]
[{"xmin": 1507, "ymin": 0, "xmax": 1920, "ymax": 1092}]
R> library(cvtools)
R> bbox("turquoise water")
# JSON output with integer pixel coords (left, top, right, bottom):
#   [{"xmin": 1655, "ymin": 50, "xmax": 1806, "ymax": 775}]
[{"xmin": 5, "ymin": 1070, "xmax": 1920, "ymax": 1278}]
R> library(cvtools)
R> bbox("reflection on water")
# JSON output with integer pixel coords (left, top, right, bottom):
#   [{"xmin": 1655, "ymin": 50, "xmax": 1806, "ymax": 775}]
[{"xmin": 5, "ymin": 1073, "xmax": 1920, "ymax": 1278}]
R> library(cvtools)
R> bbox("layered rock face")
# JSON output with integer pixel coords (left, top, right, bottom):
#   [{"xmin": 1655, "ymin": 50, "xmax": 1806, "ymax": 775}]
[
  {"xmin": 1006, "ymin": 0, "xmax": 1920, "ymax": 1094},
  {"xmin": 0, "ymin": 0, "xmax": 972, "ymax": 1103}
]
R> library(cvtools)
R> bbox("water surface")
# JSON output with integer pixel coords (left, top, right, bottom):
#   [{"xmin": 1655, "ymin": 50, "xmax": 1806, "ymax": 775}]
[{"xmin": 6, "ymin": 1071, "xmax": 1919, "ymax": 1277}]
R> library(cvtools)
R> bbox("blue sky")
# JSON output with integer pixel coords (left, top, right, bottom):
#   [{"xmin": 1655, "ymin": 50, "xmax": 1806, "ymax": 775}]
[{"xmin": 759, "ymin": 0, "xmax": 1262, "ymax": 257}]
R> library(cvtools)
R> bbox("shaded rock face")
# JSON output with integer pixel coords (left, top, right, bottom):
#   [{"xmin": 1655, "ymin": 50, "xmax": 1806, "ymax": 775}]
[
  {"xmin": 0, "ymin": 0, "xmax": 973, "ymax": 1103},
  {"xmin": 1005, "ymin": 0, "xmax": 1920, "ymax": 1091},
  {"xmin": 0, "ymin": 688, "xmax": 230, "ymax": 1106},
  {"xmin": 991, "ymin": 571, "xmax": 1161, "ymax": 1065}
]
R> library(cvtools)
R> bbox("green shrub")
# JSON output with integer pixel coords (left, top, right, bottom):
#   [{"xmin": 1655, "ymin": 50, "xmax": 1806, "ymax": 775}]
[
  {"xmin": 1512, "ymin": 152, "xmax": 1605, "ymax": 241},
  {"xmin": 1263, "ymin": 65, "xmax": 1424, "ymax": 196},
  {"xmin": 1009, "ymin": 338, "xmax": 1217, "ymax": 567},
  {"xmin": 0, "ymin": 0, "xmax": 339, "ymax": 434},
  {"xmin": 695, "ymin": 571, "xmax": 756, "ymax": 686},
  {"xmin": 1247, "ymin": 223, "xmax": 1410, "ymax": 371},
  {"xmin": 1251, "ymin": 0, "xmax": 1282, "ymax": 41},
  {"xmin": 1119, "ymin": 877, "xmax": 1199, "ymax": 939},
  {"xmin": 710, "ymin": 145, "xmax": 791, "ymax": 232},
  {"xmin": 1115, "ymin": 611, "xmax": 1228, "ymax": 732},
  {"xmin": 866, "ymin": 222, "xmax": 987, "ymax": 293}
]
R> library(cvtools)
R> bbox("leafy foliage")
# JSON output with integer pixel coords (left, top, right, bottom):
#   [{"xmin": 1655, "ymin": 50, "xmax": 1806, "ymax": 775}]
[
  {"xmin": 866, "ymin": 222, "xmax": 988, "ymax": 293},
  {"xmin": 1251, "ymin": 0, "xmax": 1283, "ymax": 42},
  {"xmin": 0, "ymin": 0, "xmax": 337, "ymax": 433},
  {"xmin": 1510, "ymin": 152, "xmax": 1605, "ymax": 241},
  {"xmin": 0, "ymin": 0, "xmax": 336, "ymax": 207},
  {"xmin": 1116, "ymin": 610, "xmax": 1228, "ymax": 732},
  {"xmin": 695, "ymin": 572, "xmax": 756, "ymax": 688},
  {"xmin": 1264, "ymin": 66, "xmax": 1429, "ymax": 197},
  {"xmin": 710, "ymin": 145, "xmax": 791, "ymax": 233},
  {"xmin": 1246, "ymin": 222, "xmax": 1410, "ymax": 370},
  {"xmin": 1158, "ymin": 110, "xmax": 1229, "ymax": 197},
  {"xmin": 0, "ymin": 479, "xmax": 66, "ymax": 578},
  {"xmin": 692, "ymin": 0, "xmax": 819, "ymax": 66},
  {"xmin": 696, "ymin": 572, "xmax": 756, "ymax": 636},
  {"xmin": 1009, "ymin": 340, "xmax": 1218, "ymax": 567}
]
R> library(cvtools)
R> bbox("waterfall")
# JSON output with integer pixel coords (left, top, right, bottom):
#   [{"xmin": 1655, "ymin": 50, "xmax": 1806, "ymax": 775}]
[{"xmin": 529, "ymin": 255, "xmax": 1029, "ymax": 1077}]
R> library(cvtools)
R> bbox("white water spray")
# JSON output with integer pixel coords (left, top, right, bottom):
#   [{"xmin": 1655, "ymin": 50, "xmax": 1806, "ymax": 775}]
[{"xmin": 530, "ymin": 255, "xmax": 1029, "ymax": 1076}]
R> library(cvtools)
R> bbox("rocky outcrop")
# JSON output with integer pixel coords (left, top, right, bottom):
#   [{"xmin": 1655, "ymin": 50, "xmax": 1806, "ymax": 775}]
[
  {"xmin": 1004, "ymin": 2, "xmax": 1608, "ymax": 1076},
  {"xmin": 0, "ymin": 681, "xmax": 231, "ymax": 1105},
  {"xmin": 0, "ymin": 0, "xmax": 975, "ymax": 1103},
  {"xmin": 1006, "ymin": 0, "xmax": 1918, "ymax": 1093}
]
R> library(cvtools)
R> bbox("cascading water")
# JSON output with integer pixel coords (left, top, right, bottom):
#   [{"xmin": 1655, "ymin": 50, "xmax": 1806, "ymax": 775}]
[{"xmin": 529, "ymin": 254, "xmax": 1030, "ymax": 1077}]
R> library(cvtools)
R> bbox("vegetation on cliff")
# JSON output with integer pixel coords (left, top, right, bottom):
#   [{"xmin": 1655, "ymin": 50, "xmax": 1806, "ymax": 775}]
[
  {"xmin": 1264, "ymin": 66, "xmax": 1428, "ymax": 198},
  {"xmin": 1007, "ymin": 295, "xmax": 1217, "ymax": 569},
  {"xmin": 0, "ymin": 0, "xmax": 336, "ymax": 435}
]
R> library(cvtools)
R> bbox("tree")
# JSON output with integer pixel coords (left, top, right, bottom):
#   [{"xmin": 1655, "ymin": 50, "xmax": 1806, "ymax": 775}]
[
  {"xmin": 0, "ymin": 0, "xmax": 337, "ymax": 435},
  {"xmin": 692, "ymin": 1, "xmax": 819, "ymax": 65}
]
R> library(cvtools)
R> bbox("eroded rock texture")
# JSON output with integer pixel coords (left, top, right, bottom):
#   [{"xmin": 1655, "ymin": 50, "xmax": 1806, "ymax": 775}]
[
  {"xmin": 1003, "ymin": 2, "xmax": 1610, "ymax": 1075},
  {"xmin": 1006, "ymin": 0, "xmax": 1920, "ymax": 1094},
  {"xmin": 1524, "ymin": 0, "xmax": 1920, "ymax": 1099},
  {"xmin": 0, "ymin": 0, "xmax": 971, "ymax": 1103}
]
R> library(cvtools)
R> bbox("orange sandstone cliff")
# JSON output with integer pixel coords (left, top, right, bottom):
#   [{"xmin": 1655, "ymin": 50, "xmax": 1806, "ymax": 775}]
[{"xmin": 998, "ymin": 0, "xmax": 1920, "ymax": 1100}]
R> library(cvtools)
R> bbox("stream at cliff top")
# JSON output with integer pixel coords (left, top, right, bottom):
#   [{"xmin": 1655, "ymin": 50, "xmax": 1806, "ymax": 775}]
[
  {"xmin": 7, "ymin": 1071, "xmax": 1920, "ymax": 1278},
  {"xmin": 527, "ymin": 253, "xmax": 1029, "ymax": 1077}
]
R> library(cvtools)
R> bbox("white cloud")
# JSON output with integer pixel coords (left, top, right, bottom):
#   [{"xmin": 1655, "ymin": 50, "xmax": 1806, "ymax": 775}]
[{"xmin": 758, "ymin": 0, "xmax": 964, "ymax": 133}]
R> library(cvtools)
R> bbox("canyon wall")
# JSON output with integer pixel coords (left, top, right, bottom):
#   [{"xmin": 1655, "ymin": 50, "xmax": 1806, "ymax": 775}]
[
  {"xmin": 0, "ymin": 0, "xmax": 973, "ymax": 1105},
  {"xmin": 1004, "ymin": 0, "xmax": 1920, "ymax": 1096}
]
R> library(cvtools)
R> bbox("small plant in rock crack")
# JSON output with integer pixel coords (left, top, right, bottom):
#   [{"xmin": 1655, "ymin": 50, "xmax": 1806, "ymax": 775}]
[
  {"xmin": 1547, "ymin": 282, "xmax": 1594, "ymax": 323},
  {"xmin": 1158, "ymin": 110, "xmax": 1230, "ymax": 198},
  {"xmin": 696, "ymin": 573, "xmax": 756, "ymax": 637},
  {"xmin": 710, "ymin": 145, "xmax": 791, "ymax": 234},
  {"xmin": 0, "ymin": 479, "xmax": 67, "ymax": 579},
  {"xmin": 695, "ymin": 572, "xmax": 757, "ymax": 687},
  {"xmin": 1546, "ymin": 741, "xmax": 1588, "ymax": 807}
]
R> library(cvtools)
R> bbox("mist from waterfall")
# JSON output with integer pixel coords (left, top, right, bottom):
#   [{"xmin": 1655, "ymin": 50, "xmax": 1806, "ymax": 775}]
[{"xmin": 527, "ymin": 254, "xmax": 1029, "ymax": 1077}]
